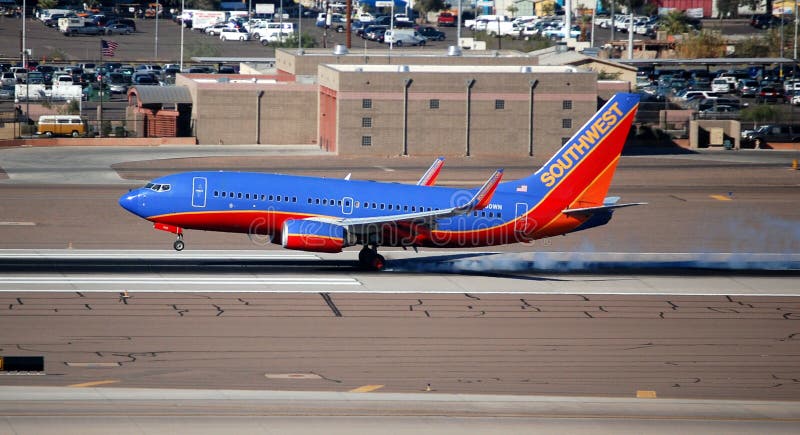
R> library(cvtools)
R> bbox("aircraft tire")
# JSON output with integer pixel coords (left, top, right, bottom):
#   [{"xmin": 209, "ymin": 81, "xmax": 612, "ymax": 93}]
[
  {"xmin": 173, "ymin": 240, "xmax": 185, "ymax": 251},
  {"xmin": 370, "ymin": 254, "xmax": 385, "ymax": 271}
]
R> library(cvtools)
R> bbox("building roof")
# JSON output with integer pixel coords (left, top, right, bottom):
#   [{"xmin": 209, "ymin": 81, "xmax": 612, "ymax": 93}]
[
  {"xmin": 325, "ymin": 64, "xmax": 582, "ymax": 74},
  {"xmin": 279, "ymin": 47, "xmax": 532, "ymax": 59},
  {"xmin": 534, "ymin": 48, "xmax": 637, "ymax": 72},
  {"xmin": 130, "ymin": 85, "xmax": 192, "ymax": 105}
]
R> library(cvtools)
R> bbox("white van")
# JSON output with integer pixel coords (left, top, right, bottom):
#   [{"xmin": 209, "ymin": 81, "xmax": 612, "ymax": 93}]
[
  {"xmin": 384, "ymin": 29, "xmax": 426, "ymax": 46},
  {"xmin": 37, "ymin": 115, "xmax": 87, "ymax": 137}
]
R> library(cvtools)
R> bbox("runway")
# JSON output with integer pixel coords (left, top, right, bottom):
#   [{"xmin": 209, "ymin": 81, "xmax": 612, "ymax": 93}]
[{"xmin": 1, "ymin": 148, "xmax": 800, "ymax": 431}]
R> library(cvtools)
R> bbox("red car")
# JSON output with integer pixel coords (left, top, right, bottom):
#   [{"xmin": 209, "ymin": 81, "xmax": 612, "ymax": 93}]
[{"xmin": 437, "ymin": 12, "xmax": 456, "ymax": 27}]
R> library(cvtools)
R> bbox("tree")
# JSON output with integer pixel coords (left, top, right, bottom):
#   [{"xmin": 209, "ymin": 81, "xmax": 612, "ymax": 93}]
[
  {"xmin": 413, "ymin": 0, "xmax": 446, "ymax": 23},
  {"xmin": 658, "ymin": 10, "xmax": 691, "ymax": 35},
  {"xmin": 541, "ymin": 1, "xmax": 555, "ymax": 16},
  {"xmin": 506, "ymin": 4, "xmax": 518, "ymax": 17},
  {"xmin": 37, "ymin": 0, "xmax": 58, "ymax": 10},
  {"xmin": 676, "ymin": 30, "xmax": 726, "ymax": 58}
]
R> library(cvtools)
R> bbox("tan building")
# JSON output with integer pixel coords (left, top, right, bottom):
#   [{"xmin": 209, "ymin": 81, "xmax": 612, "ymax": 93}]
[
  {"xmin": 317, "ymin": 64, "xmax": 598, "ymax": 157},
  {"xmin": 176, "ymin": 74, "xmax": 318, "ymax": 145}
]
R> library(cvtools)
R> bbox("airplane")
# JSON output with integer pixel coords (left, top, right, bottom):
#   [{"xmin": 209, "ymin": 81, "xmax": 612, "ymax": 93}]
[{"xmin": 119, "ymin": 93, "xmax": 642, "ymax": 270}]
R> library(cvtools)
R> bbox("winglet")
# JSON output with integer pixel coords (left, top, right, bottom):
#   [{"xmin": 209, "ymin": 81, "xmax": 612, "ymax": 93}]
[
  {"xmin": 459, "ymin": 169, "xmax": 503, "ymax": 211},
  {"xmin": 417, "ymin": 157, "xmax": 445, "ymax": 186}
]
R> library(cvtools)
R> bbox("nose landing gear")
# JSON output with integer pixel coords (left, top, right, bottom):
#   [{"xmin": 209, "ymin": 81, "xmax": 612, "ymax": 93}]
[
  {"xmin": 173, "ymin": 234, "xmax": 185, "ymax": 251},
  {"xmin": 358, "ymin": 245, "xmax": 385, "ymax": 271},
  {"xmin": 153, "ymin": 222, "xmax": 185, "ymax": 251}
]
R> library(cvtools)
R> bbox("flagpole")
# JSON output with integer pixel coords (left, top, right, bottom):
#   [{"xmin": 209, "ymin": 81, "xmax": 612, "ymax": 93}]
[{"xmin": 99, "ymin": 40, "xmax": 103, "ymax": 138}]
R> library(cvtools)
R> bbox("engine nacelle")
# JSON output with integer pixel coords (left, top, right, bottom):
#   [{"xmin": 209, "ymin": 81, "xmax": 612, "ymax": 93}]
[{"xmin": 281, "ymin": 219, "xmax": 346, "ymax": 253}]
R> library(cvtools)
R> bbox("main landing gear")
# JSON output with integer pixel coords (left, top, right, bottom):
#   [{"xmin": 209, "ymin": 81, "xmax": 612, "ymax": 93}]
[{"xmin": 358, "ymin": 245, "xmax": 385, "ymax": 271}]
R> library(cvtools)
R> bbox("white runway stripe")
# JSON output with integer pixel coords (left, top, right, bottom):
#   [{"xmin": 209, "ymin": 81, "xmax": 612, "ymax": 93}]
[{"xmin": 0, "ymin": 277, "xmax": 360, "ymax": 286}]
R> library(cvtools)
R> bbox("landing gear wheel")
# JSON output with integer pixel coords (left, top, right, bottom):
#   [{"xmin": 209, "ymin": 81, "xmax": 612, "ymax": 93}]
[
  {"xmin": 358, "ymin": 246, "xmax": 385, "ymax": 270},
  {"xmin": 358, "ymin": 247, "xmax": 371, "ymax": 264},
  {"xmin": 173, "ymin": 239, "xmax": 184, "ymax": 251},
  {"xmin": 370, "ymin": 254, "xmax": 386, "ymax": 271}
]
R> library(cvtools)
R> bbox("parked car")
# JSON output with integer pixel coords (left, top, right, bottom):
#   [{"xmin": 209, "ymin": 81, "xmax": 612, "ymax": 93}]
[
  {"xmin": 384, "ymin": 29, "xmax": 426, "ymax": 46},
  {"xmin": 750, "ymin": 14, "xmax": 787, "ymax": 29},
  {"xmin": 697, "ymin": 105, "xmax": 739, "ymax": 119},
  {"xmin": 105, "ymin": 18, "xmax": 136, "ymax": 32},
  {"xmin": 205, "ymin": 22, "xmax": 229, "ymax": 36},
  {"xmin": 363, "ymin": 25, "xmax": 387, "ymax": 42},
  {"xmin": 105, "ymin": 24, "xmax": 133, "ymax": 35},
  {"xmin": 220, "ymin": 27, "xmax": 250, "ymax": 41},
  {"xmin": 1, "ymin": 71, "xmax": 16, "ymax": 86},
  {"xmin": 415, "ymin": 26, "xmax": 445, "ymax": 41},
  {"xmin": 756, "ymin": 86, "xmax": 783, "ymax": 103},
  {"xmin": 711, "ymin": 78, "xmax": 730, "ymax": 93},
  {"xmin": 741, "ymin": 124, "xmax": 800, "ymax": 148},
  {"xmin": 106, "ymin": 72, "xmax": 130, "ymax": 94},
  {"xmin": 736, "ymin": 79, "xmax": 759, "ymax": 98}
]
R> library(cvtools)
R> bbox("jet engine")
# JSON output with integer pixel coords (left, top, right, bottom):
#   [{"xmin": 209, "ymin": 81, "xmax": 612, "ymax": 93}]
[{"xmin": 281, "ymin": 219, "xmax": 348, "ymax": 253}]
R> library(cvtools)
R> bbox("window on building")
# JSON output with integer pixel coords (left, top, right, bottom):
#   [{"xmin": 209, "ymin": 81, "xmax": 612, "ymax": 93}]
[
  {"xmin": 362, "ymin": 136, "xmax": 372, "ymax": 147},
  {"xmin": 429, "ymin": 99, "xmax": 439, "ymax": 109},
  {"xmin": 562, "ymin": 119, "xmax": 572, "ymax": 129},
  {"xmin": 562, "ymin": 100, "xmax": 572, "ymax": 110},
  {"xmin": 561, "ymin": 137, "xmax": 570, "ymax": 145},
  {"xmin": 362, "ymin": 98, "xmax": 372, "ymax": 109},
  {"xmin": 495, "ymin": 99, "xmax": 505, "ymax": 110},
  {"xmin": 362, "ymin": 117, "xmax": 372, "ymax": 128}
]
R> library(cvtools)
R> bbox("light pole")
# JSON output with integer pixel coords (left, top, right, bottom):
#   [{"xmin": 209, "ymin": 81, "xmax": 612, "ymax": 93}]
[
  {"xmin": 155, "ymin": 0, "xmax": 160, "ymax": 59},
  {"xmin": 180, "ymin": 0, "xmax": 185, "ymax": 70}
]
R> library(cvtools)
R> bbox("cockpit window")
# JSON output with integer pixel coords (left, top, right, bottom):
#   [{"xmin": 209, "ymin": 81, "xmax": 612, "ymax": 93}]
[{"xmin": 146, "ymin": 183, "xmax": 171, "ymax": 192}]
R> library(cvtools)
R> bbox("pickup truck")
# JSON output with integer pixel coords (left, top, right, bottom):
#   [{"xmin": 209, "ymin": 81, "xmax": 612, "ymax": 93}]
[
  {"xmin": 437, "ymin": 12, "xmax": 456, "ymax": 27},
  {"xmin": 63, "ymin": 24, "xmax": 103, "ymax": 36}
]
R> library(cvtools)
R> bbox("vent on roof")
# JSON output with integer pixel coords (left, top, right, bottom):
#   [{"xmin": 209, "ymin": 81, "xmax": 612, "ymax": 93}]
[
  {"xmin": 398, "ymin": 65, "xmax": 410, "ymax": 72},
  {"xmin": 333, "ymin": 45, "xmax": 349, "ymax": 55},
  {"xmin": 520, "ymin": 66, "xmax": 532, "ymax": 73}
]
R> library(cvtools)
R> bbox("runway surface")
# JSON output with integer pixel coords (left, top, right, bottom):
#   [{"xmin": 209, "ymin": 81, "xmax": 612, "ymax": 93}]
[{"xmin": 1, "ymin": 148, "xmax": 799, "ymax": 431}]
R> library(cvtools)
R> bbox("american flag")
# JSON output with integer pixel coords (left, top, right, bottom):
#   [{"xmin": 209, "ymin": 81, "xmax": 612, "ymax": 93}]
[{"xmin": 101, "ymin": 40, "xmax": 119, "ymax": 57}]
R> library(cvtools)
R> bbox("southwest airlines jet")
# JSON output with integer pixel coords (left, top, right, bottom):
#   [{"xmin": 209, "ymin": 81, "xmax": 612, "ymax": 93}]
[{"xmin": 119, "ymin": 93, "xmax": 642, "ymax": 270}]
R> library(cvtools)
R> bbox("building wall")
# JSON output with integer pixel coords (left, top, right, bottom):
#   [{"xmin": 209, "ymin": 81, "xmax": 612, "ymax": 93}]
[
  {"xmin": 193, "ymin": 84, "xmax": 318, "ymax": 145},
  {"xmin": 321, "ymin": 67, "xmax": 598, "ymax": 158}
]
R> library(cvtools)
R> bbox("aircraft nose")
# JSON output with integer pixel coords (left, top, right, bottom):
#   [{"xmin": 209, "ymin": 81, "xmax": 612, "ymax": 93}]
[{"xmin": 119, "ymin": 189, "xmax": 145, "ymax": 216}]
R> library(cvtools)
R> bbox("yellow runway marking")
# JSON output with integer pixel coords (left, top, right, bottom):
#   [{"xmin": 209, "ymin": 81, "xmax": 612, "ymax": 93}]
[
  {"xmin": 710, "ymin": 194, "xmax": 733, "ymax": 201},
  {"xmin": 349, "ymin": 384, "xmax": 384, "ymax": 393},
  {"xmin": 68, "ymin": 380, "xmax": 120, "ymax": 388},
  {"xmin": 636, "ymin": 390, "xmax": 657, "ymax": 399}
]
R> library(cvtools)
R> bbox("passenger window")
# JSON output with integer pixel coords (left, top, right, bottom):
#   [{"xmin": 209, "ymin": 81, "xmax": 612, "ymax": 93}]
[
  {"xmin": 411, "ymin": 206, "xmax": 416, "ymax": 212},
  {"xmin": 245, "ymin": 194, "xmax": 250, "ymax": 199},
  {"xmin": 285, "ymin": 196, "xmax": 290, "ymax": 202},
  {"xmin": 380, "ymin": 204, "xmax": 385, "ymax": 210},
  {"xmin": 338, "ymin": 200, "xmax": 342, "ymax": 206},
  {"xmin": 261, "ymin": 195, "xmax": 266, "ymax": 201},
  {"xmin": 388, "ymin": 204, "xmax": 393, "ymax": 210},
  {"xmin": 214, "ymin": 191, "xmax": 219, "ymax": 197},
  {"xmin": 489, "ymin": 212, "xmax": 493, "ymax": 218},
  {"xmin": 323, "ymin": 199, "xmax": 328, "ymax": 205},
  {"xmin": 237, "ymin": 193, "xmax": 242, "ymax": 199},
  {"xmin": 404, "ymin": 206, "xmax": 408, "ymax": 211},
  {"xmin": 269, "ymin": 195, "xmax": 274, "ymax": 201},
  {"xmin": 315, "ymin": 198, "xmax": 320, "ymax": 204},
  {"xmin": 221, "ymin": 192, "xmax": 227, "ymax": 197},
  {"xmin": 308, "ymin": 198, "xmax": 312, "ymax": 204},
  {"xmin": 355, "ymin": 201, "xmax": 360, "ymax": 208},
  {"xmin": 292, "ymin": 197, "xmax": 297, "ymax": 202},
  {"xmin": 229, "ymin": 192, "xmax": 234, "ymax": 197}
]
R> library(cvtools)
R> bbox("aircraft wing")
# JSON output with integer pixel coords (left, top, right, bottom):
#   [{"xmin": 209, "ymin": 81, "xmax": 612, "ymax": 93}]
[
  {"xmin": 310, "ymin": 169, "xmax": 503, "ymax": 234},
  {"xmin": 417, "ymin": 157, "xmax": 445, "ymax": 186}
]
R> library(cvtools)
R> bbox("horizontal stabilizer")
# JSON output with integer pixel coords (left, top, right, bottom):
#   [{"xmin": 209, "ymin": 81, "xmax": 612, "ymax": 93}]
[{"xmin": 563, "ymin": 202, "xmax": 647, "ymax": 216}]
